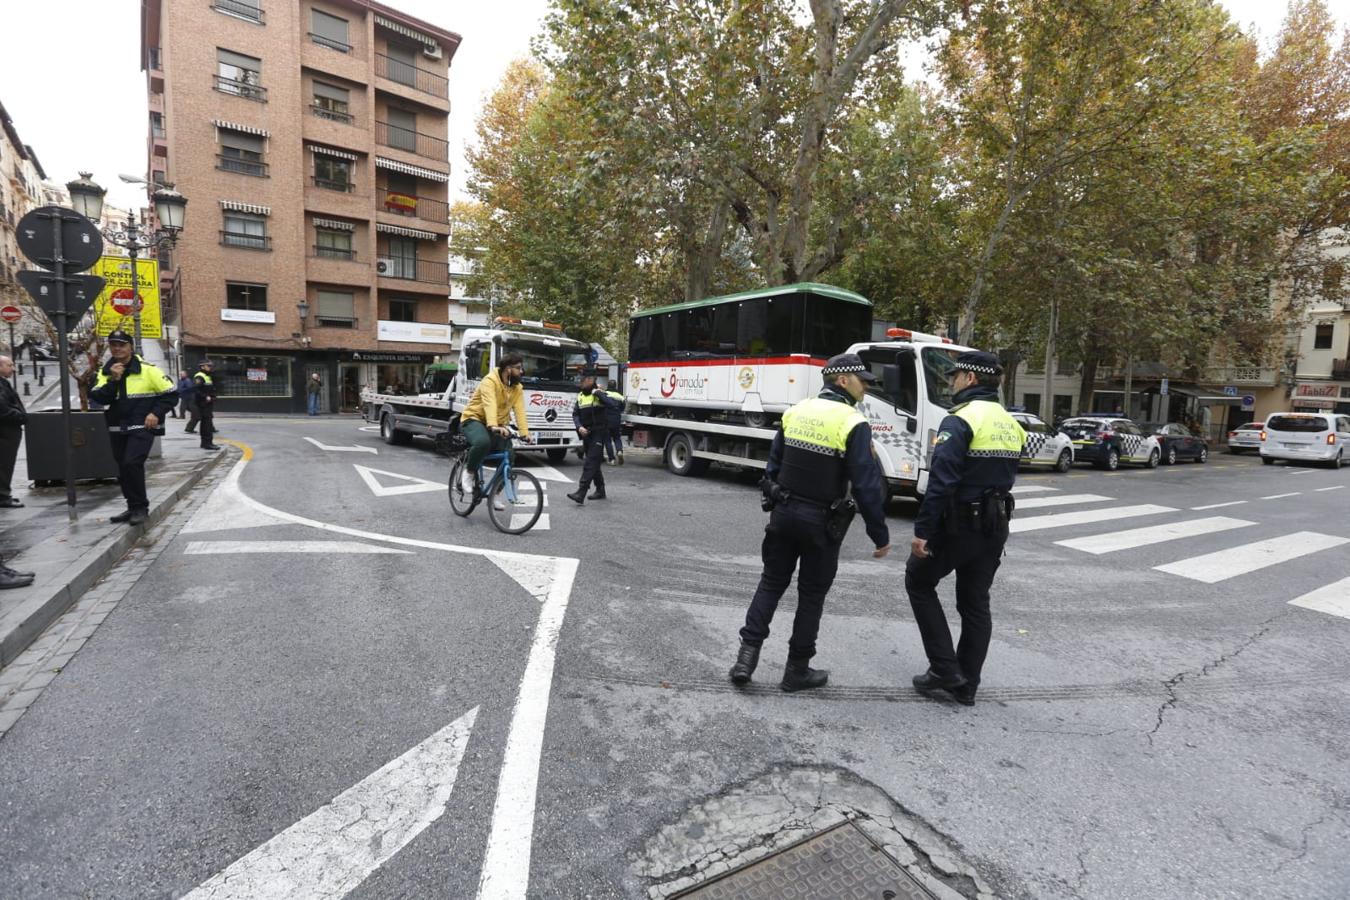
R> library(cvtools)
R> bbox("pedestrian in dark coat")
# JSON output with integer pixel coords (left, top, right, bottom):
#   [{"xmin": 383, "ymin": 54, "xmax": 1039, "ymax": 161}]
[{"xmin": 0, "ymin": 355, "xmax": 28, "ymax": 508}]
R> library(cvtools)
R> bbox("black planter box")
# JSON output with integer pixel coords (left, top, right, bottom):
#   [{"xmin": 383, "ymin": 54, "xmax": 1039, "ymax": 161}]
[{"xmin": 25, "ymin": 411, "xmax": 120, "ymax": 484}]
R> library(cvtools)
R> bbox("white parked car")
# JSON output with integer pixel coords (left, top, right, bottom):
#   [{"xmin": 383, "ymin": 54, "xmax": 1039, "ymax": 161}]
[
  {"xmin": 1226, "ymin": 421, "xmax": 1263, "ymax": 453},
  {"xmin": 1260, "ymin": 413, "xmax": 1350, "ymax": 468},
  {"xmin": 1011, "ymin": 412, "xmax": 1075, "ymax": 472}
]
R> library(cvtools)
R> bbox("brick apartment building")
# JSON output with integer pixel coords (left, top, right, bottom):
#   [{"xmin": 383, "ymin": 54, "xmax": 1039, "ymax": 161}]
[{"xmin": 140, "ymin": 0, "xmax": 460, "ymax": 413}]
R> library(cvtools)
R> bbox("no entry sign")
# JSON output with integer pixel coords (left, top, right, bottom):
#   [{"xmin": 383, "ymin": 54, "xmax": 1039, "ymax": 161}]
[
  {"xmin": 109, "ymin": 288, "xmax": 144, "ymax": 316},
  {"xmin": 0, "ymin": 306, "xmax": 21, "ymax": 324}
]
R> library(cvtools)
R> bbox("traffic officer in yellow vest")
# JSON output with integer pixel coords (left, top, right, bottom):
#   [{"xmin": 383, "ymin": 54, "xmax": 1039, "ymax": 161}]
[
  {"xmin": 193, "ymin": 360, "xmax": 220, "ymax": 451},
  {"xmin": 730, "ymin": 353, "xmax": 891, "ymax": 692},
  {"xmin": 89, "ymin": 330, "xmax": 180, "ymax": 526},
  {"xmin": 567, "ymin": 368, "xmax": 618, "ymax": 504},
  {"xmin": 906, "ymin": 350, "xmax": 1020, "ymax": 706}
]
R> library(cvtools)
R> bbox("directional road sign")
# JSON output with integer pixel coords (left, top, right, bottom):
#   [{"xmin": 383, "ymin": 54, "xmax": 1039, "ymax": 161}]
[
  {"xmin": 16, "ymin": 270, "xmax": 105, "ymax": 323},
  {"xmin": 15, "ymin": 206, "xmax": 104, "ymax": 272}
]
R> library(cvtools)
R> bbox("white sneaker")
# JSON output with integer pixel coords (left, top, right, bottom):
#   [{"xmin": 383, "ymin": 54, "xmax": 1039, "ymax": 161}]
[
  {"xmin": 492, "ymin": 496, "xmax": 508, "ymax": 511},
  {"xmin": 460, "ymin": 468, "xmax": 476, "ymax": 495}
]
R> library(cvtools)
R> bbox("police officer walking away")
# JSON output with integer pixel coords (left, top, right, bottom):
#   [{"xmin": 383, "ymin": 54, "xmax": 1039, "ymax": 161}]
[
  {"xmin": 89, "ymin": 330, "xmax": 180, "ymax": 526},
  {"xmin": 906, "ymin": 350, "xmax": 1020, "ymax": 706},
  {"xmin": 193, "ymin": 360, "xmax": 220, "ymax": 451},
  {"xmin": 729, "ymin": 353, "xmax": 890, "ymax": 692},
  {"xmin": 567, "ymin": 368, "xmax": 616, "ymax": 504}
]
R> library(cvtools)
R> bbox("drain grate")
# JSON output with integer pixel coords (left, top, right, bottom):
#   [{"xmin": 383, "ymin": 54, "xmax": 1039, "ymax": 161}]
[{"xmin": 672, "ymin": 820, "xmax": 936, "ymax": 899}]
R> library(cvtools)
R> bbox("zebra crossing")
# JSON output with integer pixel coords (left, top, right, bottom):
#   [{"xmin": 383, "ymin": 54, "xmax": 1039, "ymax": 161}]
[{"xmin": 1008, "ymin": 484, "xmax": 1350, "ymax": 620}]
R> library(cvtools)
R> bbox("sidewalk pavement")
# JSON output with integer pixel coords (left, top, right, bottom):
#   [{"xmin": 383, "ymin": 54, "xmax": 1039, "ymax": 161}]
[{"xmin": 0, "ymin": 424, "xmax": 226, "ymax": 670}]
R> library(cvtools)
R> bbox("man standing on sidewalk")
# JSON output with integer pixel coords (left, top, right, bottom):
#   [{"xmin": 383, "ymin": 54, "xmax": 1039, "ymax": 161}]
[
  {"xmin": 193, "ymin": 360, "xmax": 220, "ymax": 451},
  {"xmin": 0, "ymin": 355, "xmax": 28, "ymax": 509},
  {"xmin": 306, "ymin": 372, "xmax": 323, "ymax": 416},
  {"xmin": 89, "ymin": 331, "xmax": 179, "ymax": 526},
  {"xmin": 179, "ymin": 370, "xmax": 198, "ymax": 430}
]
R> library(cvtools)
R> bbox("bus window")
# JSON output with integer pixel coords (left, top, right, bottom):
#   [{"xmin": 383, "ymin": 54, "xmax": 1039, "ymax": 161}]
[
  {"xmin": 922, "ymin": 346, "xmax": 960, "ymax": 409},
  {"xmin": 711, "ymin": 303, "xmax": 738, "ymax": 356},
  {"xmin": 804, "ymin": 294, "xmax": 872, "ymax": 359},
  {"xmin": 738, "ymin": 294, "xmax": 803, "ymax": 357}
]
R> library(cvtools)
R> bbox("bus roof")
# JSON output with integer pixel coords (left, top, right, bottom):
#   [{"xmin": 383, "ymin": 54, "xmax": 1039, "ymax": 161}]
[{"xmin": 631, "ymin": 282, "xmax": 871, "ymax": 319}]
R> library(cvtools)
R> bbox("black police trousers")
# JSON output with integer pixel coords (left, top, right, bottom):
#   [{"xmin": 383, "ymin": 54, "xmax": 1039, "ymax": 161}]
[
  {"xmin": 109, "ymin": 429, "xmax": 156, "ymax": 511},
  {"xmin": 739, "ymin": 499, "xmax": 840, "ymax": 661},
  {"xmin": 577, "ymin": 430, "xmax": 607, "ymax": 492},
  {"xmin": 905, "ymin": 522, "xmax": 1007, "ymax": 686},
  {"xmin": 196, "ymin": 401, "xmax": 214, "ymax": 448}
]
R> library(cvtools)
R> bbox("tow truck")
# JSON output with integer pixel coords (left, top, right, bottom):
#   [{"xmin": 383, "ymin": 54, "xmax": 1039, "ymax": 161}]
[{"xmin": 362, "ymin": 317, "xmax": 592, "ymax": 462}]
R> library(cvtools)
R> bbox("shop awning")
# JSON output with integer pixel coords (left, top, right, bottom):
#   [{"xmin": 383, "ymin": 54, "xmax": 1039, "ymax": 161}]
[
  {"xmin": 375, "ymin": 156, "xmax": 449, "ymax": 182},
  {"xmin": 376, "ymin": 222, "xmax": 438, "ymax": 241},
  {"xmin": 307, "ymin": 143, "xmax": 358, "ymax": 161},
  {"xmin": 219, "ymin": 200, "xmax": 270, "ymax": 215},
  {"xmin": 213, "ymin": 119, "xmax": 269, "ymax": 137},
  {"xmin": 313, "ymin": 217, "xmax": 355, "ymax": 231}
]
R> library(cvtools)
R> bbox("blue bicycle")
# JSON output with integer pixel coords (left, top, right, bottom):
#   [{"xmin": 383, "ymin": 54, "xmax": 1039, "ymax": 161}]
[{"xmin": 447, "ymin": 434, "xmax": 544, "ymax": 534}]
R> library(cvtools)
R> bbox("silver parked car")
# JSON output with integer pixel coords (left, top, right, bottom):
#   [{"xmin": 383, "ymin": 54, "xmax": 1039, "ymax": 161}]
[{"xmin": 1226, "ymin": 421, "xmax": 1263, "ymax": 453}]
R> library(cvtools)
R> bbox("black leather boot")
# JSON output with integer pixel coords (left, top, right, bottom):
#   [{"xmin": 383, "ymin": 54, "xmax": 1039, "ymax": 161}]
[
  {"xmin": 912, "ymin": 669, "xmax": 972, "ymax": 705},
  {"xmin": 781, "ymin": 657, "xmax": 828, "ymax": 692},
  {"xmin": 566, "ymin": 487, "xmax": 586, "ymax": 504},
  {"xmin": 728, "ymin": 642, "xmax": 760, "ymax": 685},
  {"xmin": 589, "ymin": 486, "xmax": 607, "ymax": 500}
]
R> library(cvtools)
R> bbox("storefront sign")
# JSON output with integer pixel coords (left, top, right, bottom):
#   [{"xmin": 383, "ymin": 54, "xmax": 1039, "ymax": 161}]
[
  {"xmin": 1294, "ymin": 398, "xmax": 1336, "ymax": 409},
  {"xmin": 1295, "ymin": 382, "xmax": 1339, "ymax": 398},
  {"xmin": 377, "ymin": 320, "xmax": 452, "ymax": 345},
  {"xmin": 345, "ymin": 352, "xmax": 428, "ymax": 362},
  {"xmin": 246, "ymin": 368, "xmax": 268, "ymax": 382},
  {"xmin": 221, "ymin": 308, "xmax": 277, "ymax": 324}
]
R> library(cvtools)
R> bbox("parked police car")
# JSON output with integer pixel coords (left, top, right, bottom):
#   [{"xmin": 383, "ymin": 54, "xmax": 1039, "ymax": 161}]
[
  {"xmin": 1059, "ymin": 415, "xmax": 1162, "ymax": 470},
  {"xmin": 1011, "ymin": 411, "xmax": 1075, "ymax": 472}
]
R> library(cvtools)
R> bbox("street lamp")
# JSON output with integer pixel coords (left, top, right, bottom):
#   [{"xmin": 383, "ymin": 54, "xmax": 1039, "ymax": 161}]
[
  {"xmin": 68, "ymin": 172, "xmax": 188, "ymax": 353},
  {"xmin": 296, "ymin": 299, "xmax": 312, "ymax": 346}
]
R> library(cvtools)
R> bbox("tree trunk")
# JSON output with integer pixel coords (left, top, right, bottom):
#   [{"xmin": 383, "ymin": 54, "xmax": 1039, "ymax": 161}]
[
  {"xmin": 684, "ymin": 200, "xmax": 729, "ymax": 302},
  {"xmin": 1040, "ymin": 296, "xmax": 1058, "ymax": 422},
  {"xmin": 1077, "ymin": 356, "xmax": 1099, "ymax": 416}
]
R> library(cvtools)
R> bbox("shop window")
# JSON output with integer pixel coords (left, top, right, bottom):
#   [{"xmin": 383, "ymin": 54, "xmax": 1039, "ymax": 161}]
[{"xmin": 214, "ymin": 354, "xmax": 291, "ymax": 398}]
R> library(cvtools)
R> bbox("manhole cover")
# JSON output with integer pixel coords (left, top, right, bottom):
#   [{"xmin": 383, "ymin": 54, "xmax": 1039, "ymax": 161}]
[{"xmin": 672, "ymin": 820, "xmax": 936, "ymax": 899}]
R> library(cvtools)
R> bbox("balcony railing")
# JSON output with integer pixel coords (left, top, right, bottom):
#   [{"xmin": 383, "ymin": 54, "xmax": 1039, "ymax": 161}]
[
  {"xmin": 313, "ymin": 245, "xmax": 358, "ymax": 260},
  {"xmin": 215, "ymin": 75, "xmax": 267, "ymax": 102},
  {"xmin": 152, "ymin": 123, "xmax": 167, "ymax": 139},
  {"xmin": 217, "ymin": 154, "xmax": 268, "ymax": 177},
  {"xmin": 378, "ymin": 188, "xmax": 449, "ymax": 223},
  {"xmin": 312, "ymin": 175, "xmax": 354, "ymax": 192},
  {"xmin": 375, "ymin": 53, "xmax": 448, "ymax": 99},
  {"xmin": 310, "ymin": 103, "xmax": 353, "ymax": 124},
  {"xmin": 309, "ymin": 32, "xmax": 352, "ymax": 53},
  {"xmin": 375, "ymin": 121, "xmax": 447, "ymax": 159},
  {"xmin": 220, "ymin": 230, "xmax": 271, "ymax": 251},
  {"xmin": 377, "ymin": 257, "xmax": 446, "ymax": 284},
  {"xmin": 212, "ymin": 0, "xmax": 264, "ymax": 24}
]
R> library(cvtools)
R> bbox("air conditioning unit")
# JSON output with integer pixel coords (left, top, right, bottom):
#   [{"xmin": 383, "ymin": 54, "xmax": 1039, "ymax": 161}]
[
  {"xmin": 422, "ymin": 43, "xmax": 442, "ymax": 60},
  {"xmin": 376, "ymin": 257, "xmax": 395, "ymax": 275}
]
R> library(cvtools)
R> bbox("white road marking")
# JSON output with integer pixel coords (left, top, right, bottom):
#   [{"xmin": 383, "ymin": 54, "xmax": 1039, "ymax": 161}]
[
  {"xmin": 1286, "ymin": 469, "xmax": 1313, "ymax": 475},
  {"xmin": 1190, "ymin": 501, "xmax": 1247, "ymax": 510},
  {"xmin": 357, "ymin": 425, "xmax": 380, "ymax": 432},
  {"xmin": 1316, "ymin": 485, "xmax": 1346, "ymax": 492},
  {"xmin": 184, "ymin": 540, "xmax": 411, "ymax": 555},
  {"xmin": 1288, "ymin": 577, "xmax": 1350, "ymax": 620},
  {"xmin": 1260, "ymin": 492, "xmax": 1302, "ymax": 500},
  {"xmin": 1010, "ymin": 504, "xmax": 1176, "ymax": 534},
  {"xmin": 1055, "ymin": 517, "xmax": 1255, "ymax": 555},
  {"xmin": 304, "ymin": 436, "xmax": 378, "ymax": 454},
  {"xmin": 1014, "ymin": 493, "xmax": 1112, "ymax": 510},
  {"xmin": 519, "ymin": 462, "xmax": 571, "ymax": 483},
  {"xmin": 477, "ymin": 558, "xmax": 579, "ymax": 900},
  {"xmin": 185, "ymin": 707, "xmax": 478, "ymax": 900},
  {"xmin": 354, "ymin": 464, "xmax": 445, "ymax": 496},
  {"xmin": 1010, "ymin": 484, "xmax": 1060, "ymax": 494},
  {"xmin": 1154, "ymin": 532, "xmax": 1350, "ymax": 583}
]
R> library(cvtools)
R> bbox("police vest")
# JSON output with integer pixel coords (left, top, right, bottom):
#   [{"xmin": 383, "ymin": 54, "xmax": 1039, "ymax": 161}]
[
  {"xmin": 575, "ymin": 391, "xmax": 607, "ymax": 430},
  {"xmin": 776, "ymin": 396, "xmax": 865, "ymax": 505},
  {"xmin": 951, "ymin": 400, "xmax": 1023, "ymax": 460}
]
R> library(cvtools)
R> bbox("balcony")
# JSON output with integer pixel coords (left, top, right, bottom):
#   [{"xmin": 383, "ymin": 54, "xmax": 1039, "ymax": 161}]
[
  {"xmin": 217, "ymin": 154, "xmax": 269, "ymax": 177},
  {"xmin": 212, "ymin": 0, "xmax": 264, "ymax": 24},
  {"xmin": 1203, "ymin": 366, "xmax": 1280, "ymax": 387},
  {"xmin": 310, "ymin": 103, "xmax": 353, "ymax": 125},
  {"xmin": 306, "ymin": 247, "xmax": 368, "ymax": 286},
  {"xmin": 214, "ymin": 75, "xmax": 267, "ymax": 103},
  {"xmin": 376, "ymin": 257, "xmax": 446, "ymax": 285},
  {"xmin": 378, "ymin": 188, "xmax": 448, "ymax": 226},
  {"xmin": 375, "ymin": 53, "xmax": 448, "ymax": 100},
  {"xmin": 376, "ymin": 121, "xmax": 448, "ymax": 160},
  {"xmin": 148, "ymin": 47, "xmax": 164, "ymax": 92},
  {"xmin": 220, "ymin": 230, "xmax": 271, "ymax": 251},
  {"xmin": 313, "ymin": 245, "xmax": 357, "ymax": 261}
]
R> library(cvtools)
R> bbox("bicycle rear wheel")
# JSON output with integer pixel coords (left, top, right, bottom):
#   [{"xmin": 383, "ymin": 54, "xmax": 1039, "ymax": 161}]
[
  {"xmin": 448, "ymin": 457, "xmax": 478, "ymax": 517},
  {"xmin": 487, "ymin": 469, "xmax": 543, "ymax": 534}
]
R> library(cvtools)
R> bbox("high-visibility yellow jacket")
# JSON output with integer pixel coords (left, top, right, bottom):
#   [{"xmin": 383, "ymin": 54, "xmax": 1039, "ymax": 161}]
[{"xmin": 90, "ymin": 355, "xmax": 179, "ymax": 434}]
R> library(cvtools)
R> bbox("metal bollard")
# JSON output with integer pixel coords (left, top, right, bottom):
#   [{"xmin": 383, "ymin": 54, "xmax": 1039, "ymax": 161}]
[
  {"xmin": 16, "ymin": 362, "xmax": 23, "ymax": 376},
  {"xmin": 23, "ymin": 382, "xmax": 30, "ymax": 396},
  {"xmin": 37, "ymin": 366, "xmax": 44, "ymax": 386}
]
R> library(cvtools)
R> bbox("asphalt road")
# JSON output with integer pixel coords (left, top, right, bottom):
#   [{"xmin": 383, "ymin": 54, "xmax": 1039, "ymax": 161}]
[{"xmin": 0, "ymin": 415, "xmax": 1347, "ymax": 899}]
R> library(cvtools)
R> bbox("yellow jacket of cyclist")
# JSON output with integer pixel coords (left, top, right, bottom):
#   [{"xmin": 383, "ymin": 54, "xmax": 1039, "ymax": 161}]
[{"xmin": 460, "ymin": 368, "xmax": 530, "ymax": 439}]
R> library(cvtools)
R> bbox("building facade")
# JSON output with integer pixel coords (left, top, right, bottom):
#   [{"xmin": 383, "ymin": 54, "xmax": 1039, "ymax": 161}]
[
  {"xmin": 141, "ymin": 0, "xmax": 460, "ymax": 413},
  {"xmin": 0, "ymin": 99, "xmax": 55, "ymax": 346},
  {"xmin": 1285, "ymin": 232, "xmax": 1350, "ymax": 417}
]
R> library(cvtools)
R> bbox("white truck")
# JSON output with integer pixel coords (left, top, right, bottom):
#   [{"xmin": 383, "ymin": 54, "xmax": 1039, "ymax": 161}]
[
  {"xmin": 622, "ymin": 284, "xmax": 975, "ymax": 501},
  {"xmin": 362, "ymin": 317, "xmax": 592, "ymax": 462}
]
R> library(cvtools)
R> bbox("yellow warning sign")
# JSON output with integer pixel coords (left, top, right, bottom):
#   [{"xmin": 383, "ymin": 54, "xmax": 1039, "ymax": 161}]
[{"xmin": 91, "ymin": 256, "xmax": 161, "ymax": 338}]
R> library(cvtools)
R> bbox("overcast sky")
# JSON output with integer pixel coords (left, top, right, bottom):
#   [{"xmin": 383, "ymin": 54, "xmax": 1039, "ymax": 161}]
[{"xmin": 0, "ymin": 0, "xmax": 1340, "ymax": 213}]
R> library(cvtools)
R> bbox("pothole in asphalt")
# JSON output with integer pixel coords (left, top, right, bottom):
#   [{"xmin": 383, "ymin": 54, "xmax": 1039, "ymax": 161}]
[{"xmin": 633, "ymin": 765, "xmax": 997, "ymax": 900}]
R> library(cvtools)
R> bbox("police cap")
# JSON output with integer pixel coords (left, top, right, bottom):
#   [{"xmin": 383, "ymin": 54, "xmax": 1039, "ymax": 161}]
[
  {"xmin": 199, "ymin": 358, "xmax": 214, "ymax": 368},
  {"xmin": 106, "ymin": 329, "xmax": 133, "ymax": 345},
  {"xmin": 821, "ymin": 352, "xmax": 876, "ymax": 383},
  {"xmin": 953, "ymin": 350, "xmax": 1002, "ymax": 376}
]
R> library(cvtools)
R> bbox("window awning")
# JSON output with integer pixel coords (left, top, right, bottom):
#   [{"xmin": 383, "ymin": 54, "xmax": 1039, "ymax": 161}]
[
  {"xmin": 375, "ymin": 156, "xmax": 449, "ymax": 182},
  {"xmin": 377, "ymin": 222, "xmax": 438, "ymax": 241},
  {"xmin": 374, "ymin": 14, "xmax": 440, "ymax": 52},
  {"xmin": 313, "ymin": 217, "xmax": 355, "ymax": 231},
  {"xmin": 219, "ymin": 200, "xmax": 270, "ymax": 215},
  {"xmin": 307, "ymin": 143, "xmax": 358, "ymax": 161},
  {"xmin": 213, "ymin": 119, "xmax": 269, "ymax": 137}
]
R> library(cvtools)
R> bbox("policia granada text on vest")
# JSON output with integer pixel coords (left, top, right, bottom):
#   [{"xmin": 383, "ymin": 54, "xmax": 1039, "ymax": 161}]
[
  {"xmin": 729, "ymin": 353, "xmax": 891, "ymax": 693},
  {"xmin": 89, "ymin": 330, "xmax": 181, "ymax": 527},
  {"xmin": 905, "ymin": 349, "xmax": 1020, "ymax": 707}
]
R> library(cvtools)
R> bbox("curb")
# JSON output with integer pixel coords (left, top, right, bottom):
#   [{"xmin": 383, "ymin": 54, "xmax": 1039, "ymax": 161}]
[{"xmin": 0, "ymin": 450, "xmax": 229, "ymax": 668}]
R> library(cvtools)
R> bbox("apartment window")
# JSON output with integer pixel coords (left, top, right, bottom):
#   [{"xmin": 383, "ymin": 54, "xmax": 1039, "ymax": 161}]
[
  {"xmin": 1314, "ymin": 323, "xmax": 1334, "ymax": 350},
  {"xmin": 384, "ymin": 42, "xmax": 418, "ymax": 87},
  {"xmin": 217, "ymin": 49, "xmax": 265, "ymax": 101},
  {"xmin": 222, "ymin": 212, "xmax": 269, "ymax": 250},
  {"xmin": 314, "ymin": 155, "xmax": 353, "ymax": 191},
  {"xmin": 385, "ymin": 236, "xmax": 418, "ymax": 279},
  {"xmin": 385, "ymin": 107, "xmax": 416, "ymax": 152},
  {"xmin": 1325, "ymin": 263, "xmax": 1345, "ymax": 302},
  {"xmin": 315, "ymin": 228, "xmax": 354, "ymax": 260},
  {"xmin": 310, "ymin": 10, "xmax": 350, "ymax": 52},
  {"xmin": 1023, "ymin": 393, "xmax": 1041, "ymax": 414},
  {"xmin": 150, "ymin": 112, "xmax": 166, "ymax": 139},
  {"xmin": 1056, "ymin": 355, "xmax": 1076, "ymax": 376},
  {"xmin": 218, "ymin": 130, "xmax": 267, "ymax": 177},
  {"xmin": 226, "ymin": 282, "xmax": 268, "ymax": 311},
  {"xmin": 316, "ymin": 289, "xmax": 356, "ymax": 327},
  {"xmin": 388, "ymin": 298, "xmax": 417, "ymax": 322},
  {"xmin": 312, "ymin": 81, "xmax": 351, "ymax": 123},
  {"xmin": 212, "ymin": 0, "xmax": 263, "ymax": 24}
]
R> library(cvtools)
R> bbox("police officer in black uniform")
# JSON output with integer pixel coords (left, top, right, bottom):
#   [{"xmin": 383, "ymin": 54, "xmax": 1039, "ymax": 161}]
[
  {"xmin": 729, "ymin": 353, "xmax": 891, "ymax": 692},
  {"xmin": 906, "ymin": 350, "xmax": 1021, "ymax": 706},
  {"xmin": 566, "ymin": 368, "xmax": 617, "ymax": 504},
  {"xmin": 193, "ymin": 360, "xmax": 220, "ymax": 451}
]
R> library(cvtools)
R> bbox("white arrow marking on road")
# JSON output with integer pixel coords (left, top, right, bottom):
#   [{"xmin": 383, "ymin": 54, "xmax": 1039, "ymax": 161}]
[
  {"xmin": 184, "ymin": 540, "xmax": 412, "ymax": 555},
  {"xmin": 353, "ymin": 464, "xmax": 445, "ymax": 496},
  {"xmin": 304, "ymin": 436, "xmax": 378, "ymax": 454},
  {"xmin": 186, "ymin": 706, "xmax": 479, "ymax": 900}
]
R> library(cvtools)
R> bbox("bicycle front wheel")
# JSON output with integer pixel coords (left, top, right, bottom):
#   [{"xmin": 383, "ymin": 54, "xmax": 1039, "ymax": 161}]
[
  {"xmin": 487, "ymin": 469, "xmax": 543, "ymax": 534},
  {"xmin": 448, "ymin": 457, "xmax": 478, "ymax": 518}
]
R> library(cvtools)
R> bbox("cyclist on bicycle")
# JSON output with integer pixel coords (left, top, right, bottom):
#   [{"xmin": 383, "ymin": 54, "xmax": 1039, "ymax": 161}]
[{"xmin": 458, "ymin": 352, "xmax": 530, "ymax": 498}]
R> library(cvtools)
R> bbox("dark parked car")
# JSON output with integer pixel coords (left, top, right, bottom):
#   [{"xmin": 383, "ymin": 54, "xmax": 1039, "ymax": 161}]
[{"xmin": 1145, "ymin": 422, "xmax": 1209, "ymax": 465}]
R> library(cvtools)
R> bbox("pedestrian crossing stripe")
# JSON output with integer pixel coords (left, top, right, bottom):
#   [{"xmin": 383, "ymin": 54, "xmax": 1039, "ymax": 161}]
[
  {"xmin": 1010, "ymin": 504, "xmax": 1175, "ymax": 533},
  {"xmin": 1289, "ymin": 577, "xmax": 1350, "ymax": 620},
  {"xmin": 1014, "ymin": 493, "xmax": 1112, "ymax": 510},
  {"xmin": 1153, "ymin": 532, "xmax": 1350, "ymax": 583},
  {"xmin": 1010, "ymin": 485, "xmax": 1060, "ymax": 495},
  {"xmin": 1054, "ymin": 517, "xmax": 1255, "ymax": 555}
]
